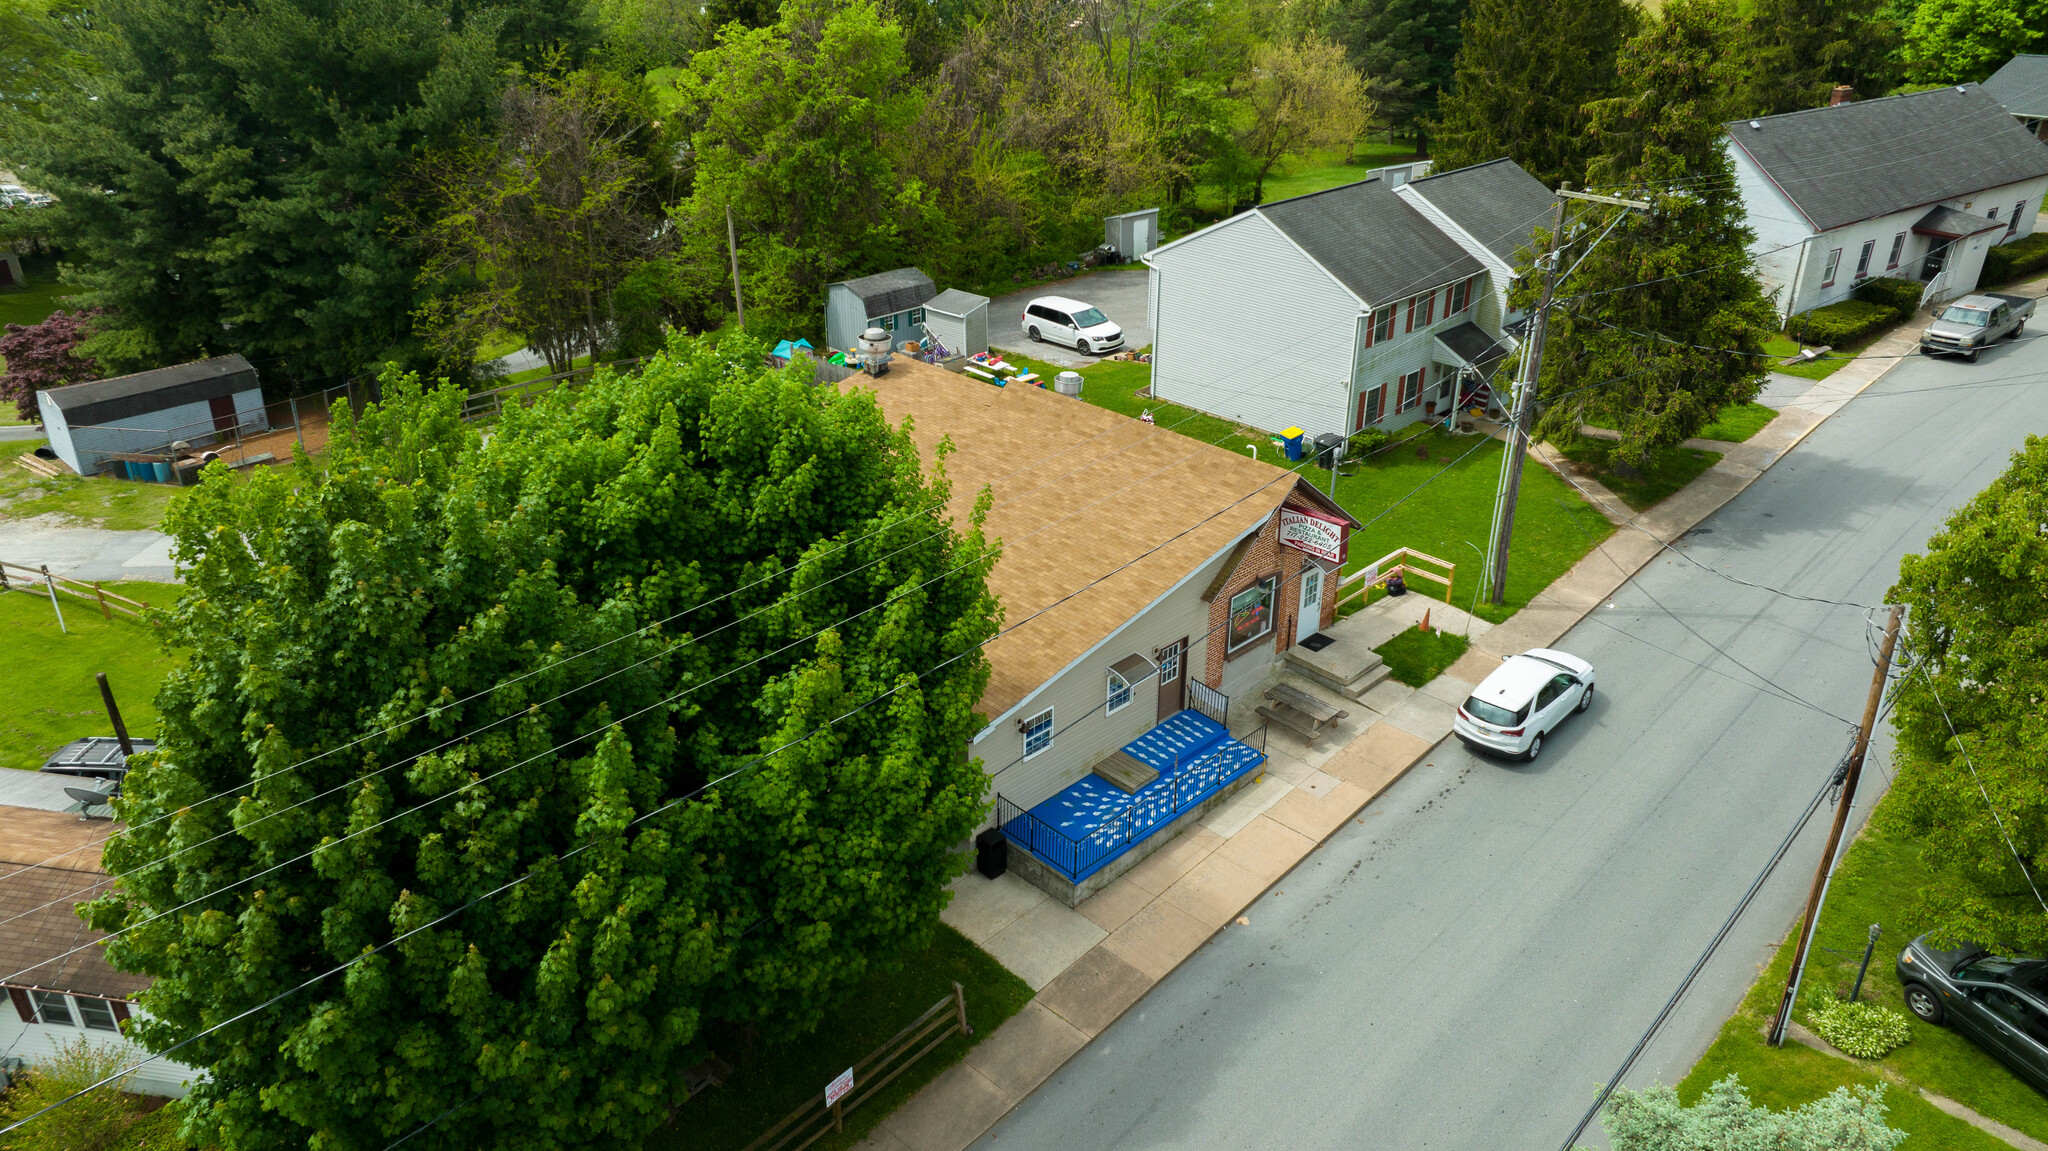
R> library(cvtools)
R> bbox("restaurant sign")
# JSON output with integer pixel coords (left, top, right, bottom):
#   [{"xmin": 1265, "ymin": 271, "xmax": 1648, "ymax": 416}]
[{"xmin": 1278, "ymin": 504, "xmax": 1347, "ymax": 564}]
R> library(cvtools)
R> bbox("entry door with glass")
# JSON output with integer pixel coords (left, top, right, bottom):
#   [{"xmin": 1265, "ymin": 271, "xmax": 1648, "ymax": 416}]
[
  {"xmin": 1156, "ymin": 637, "xmax": 1188, "ymax": 720},
  {"xmin": 1296, "ymin": 564, "xmax": 1324, "ymax": 644}
]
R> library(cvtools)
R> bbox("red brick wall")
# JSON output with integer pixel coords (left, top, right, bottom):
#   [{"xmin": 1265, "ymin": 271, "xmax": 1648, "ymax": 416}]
[{"xmin": 1202, "ymin": 503, "xmax": 1343, "ymax": 687}]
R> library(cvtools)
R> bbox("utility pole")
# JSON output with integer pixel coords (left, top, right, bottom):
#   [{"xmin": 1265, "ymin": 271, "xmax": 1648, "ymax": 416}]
[
  {"xmin": 1769, "ymin": 604, "xmax": 1904, "ymax": 1046},
  {"xmin": 725, "ymin": 204, "xmax": 746, "ymax": 329},
  {"xmin": 1483, "ymin": 185, "xmax": 1649, "ymax": 605}
]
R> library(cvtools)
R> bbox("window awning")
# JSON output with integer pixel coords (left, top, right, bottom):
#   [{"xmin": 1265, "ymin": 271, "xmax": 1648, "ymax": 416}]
[
  {"xmin": 1433, "ymin": 321, "xmax": 1511, "ymax": 379},
  {"xmin": 1912, "ymin": 205, "xmax": 2003, "ymax": 238},
  {"xmin": 1109, "ymin": 652, "xmax": 1156, "ymax": 685}
]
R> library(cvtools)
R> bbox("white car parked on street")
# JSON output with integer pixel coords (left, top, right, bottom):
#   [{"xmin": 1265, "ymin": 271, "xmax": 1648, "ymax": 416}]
[
  {"xmin": 1022, "ymin": 295, "xmax": 1125, "ymax": 355},
  {"xmin": 1454, "ymin": 649, "xmax": 1596, "ymax": 761}
]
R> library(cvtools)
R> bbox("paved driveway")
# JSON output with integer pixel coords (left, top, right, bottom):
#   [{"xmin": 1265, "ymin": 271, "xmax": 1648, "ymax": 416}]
[
  {"xmin": 989, "ymin": 270, "xmax": 1151, "ymax": 367},
  {"xmin": 973, "ymin": 334, "xmax": 2048, "ymax": 1149}
]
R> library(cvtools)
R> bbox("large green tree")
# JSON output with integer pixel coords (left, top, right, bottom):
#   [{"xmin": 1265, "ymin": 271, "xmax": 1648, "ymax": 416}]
[
  {"xmin": 89, "ymin": 337, "xmax": 1000, "ymax": 1151},
  {"xmin": 1429, "ymin": 0, "xmax": 1637, "ymax": 188},
  {"xmin": 1898, "ymin": 0, "xmax": 2048, "ymax": 85},
  {"xmin": 0, "ymin": 0, "xmax": 595, "ymax": 384},
  {"xmin": 1728, "ymin": 0, "xmax": 1901, "ymax": 116},
  {"xmin": 1527, "ymin": 0, "xmax": 1774, "ymax": 469},
  {"xmin": 1324, "ymin": 0, "xmax": 1464, "ymax": 156},
  {"xmin": 1886, "ymin": 435, "xmax": 2048, "ymax": 955}
]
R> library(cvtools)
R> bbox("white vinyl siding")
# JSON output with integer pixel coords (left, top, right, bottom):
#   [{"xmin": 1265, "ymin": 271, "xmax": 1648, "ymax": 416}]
[
  {"xmin": 0, "ymin": 1001, "xmax": 197, "ymax": 1098},
  {"xmin": 1147, "ymin": 212, "xmax": 1360, "ymax": 439}
]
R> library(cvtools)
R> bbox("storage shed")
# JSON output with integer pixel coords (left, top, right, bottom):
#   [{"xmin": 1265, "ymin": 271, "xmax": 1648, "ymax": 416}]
[
  {"xmin": 1104, "ymin": 209, "xmax": 1161, "ymax": 261},
  {"xmin": 37, "ymin": 354, "xmax": 265, "ymax": 477},
  {"xmin": 921, "ymin": 289, "xmax": 989, "ymax": 357},
  {"xmin": 0, "ymin": 250, "xmax": 21, "ymax": 288},
  {"xmin": 825, "ymin": 268, "xmax": 936, "ymax": 353}
]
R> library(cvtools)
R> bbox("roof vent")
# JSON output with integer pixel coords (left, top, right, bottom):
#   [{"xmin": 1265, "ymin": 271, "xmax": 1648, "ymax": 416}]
[
  {"xmin": 1749, "ymin": 120, "xmax": 1761, "ymax": 129},
  {"xmin": 1958, "ymin": 86, "xmax": 1967, "ymax": 93}
]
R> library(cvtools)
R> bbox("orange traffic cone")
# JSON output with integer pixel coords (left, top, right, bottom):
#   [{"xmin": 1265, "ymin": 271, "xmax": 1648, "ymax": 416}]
[{"xmin": 1418, "ymin": 608, "xmax": 1431, "ymax": 632}]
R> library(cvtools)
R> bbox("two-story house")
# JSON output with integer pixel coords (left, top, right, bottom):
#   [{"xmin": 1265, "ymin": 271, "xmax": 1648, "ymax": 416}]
[
  {"xmin": 1142, "ymin": 158, "xmax": 1556, "ymax": 444},
  {"xmin": 1726, "ymin": 84, "xmax": 2048, "ymax": 323}
]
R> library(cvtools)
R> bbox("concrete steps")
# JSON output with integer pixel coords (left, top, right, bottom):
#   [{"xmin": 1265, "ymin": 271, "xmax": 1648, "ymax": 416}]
[{"xmin": 1284, "ymin": 634, "xmax": 1392, "ymax": 701}]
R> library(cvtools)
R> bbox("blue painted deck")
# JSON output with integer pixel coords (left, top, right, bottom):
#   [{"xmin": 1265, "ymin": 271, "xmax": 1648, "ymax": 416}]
[{"xmin": 1002, "ymin": 711, "xmax": 1266, "ymax": 883}]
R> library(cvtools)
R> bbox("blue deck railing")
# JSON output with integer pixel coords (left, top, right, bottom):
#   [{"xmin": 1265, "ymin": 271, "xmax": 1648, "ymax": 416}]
[{"xmin": 997, "ymin": 712, "xmax": 1267, "ymax": 884}]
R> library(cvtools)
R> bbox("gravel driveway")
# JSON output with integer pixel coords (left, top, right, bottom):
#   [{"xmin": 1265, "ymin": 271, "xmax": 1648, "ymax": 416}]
[{"xmin": 988, "ymin": 270, "xmax": 1151, "ymax": 368}]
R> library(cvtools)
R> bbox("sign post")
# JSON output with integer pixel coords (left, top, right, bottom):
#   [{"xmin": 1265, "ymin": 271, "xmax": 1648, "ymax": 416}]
[{"xmin": 825, "ymin": 1068, "xmax": 854, "ymax": 1131}]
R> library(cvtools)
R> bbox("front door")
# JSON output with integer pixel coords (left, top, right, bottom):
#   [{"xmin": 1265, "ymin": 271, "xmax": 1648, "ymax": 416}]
[
  {"xmin": 1296, "ymin": 565, "xmax": 1324, "ymax": 644},
  {"xmin": 208, "ymin": 395, "xmax": 237, "ymax": 433},
  {"xmin": 1156, "ymin": 637, "xmax": 1188, "ymax": 720}
]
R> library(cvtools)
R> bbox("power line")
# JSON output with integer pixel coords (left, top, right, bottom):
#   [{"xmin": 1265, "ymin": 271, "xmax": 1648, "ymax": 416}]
[{"xmin": 1914, "ymin": 652, "xmax": 2048, "ymax": 916}]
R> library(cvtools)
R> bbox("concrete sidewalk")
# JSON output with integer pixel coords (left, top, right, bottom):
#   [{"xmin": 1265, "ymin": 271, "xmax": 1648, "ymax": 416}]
[{"xmin": 855, "ymin": 326, "xmax": 1922, "ymax": 1151}]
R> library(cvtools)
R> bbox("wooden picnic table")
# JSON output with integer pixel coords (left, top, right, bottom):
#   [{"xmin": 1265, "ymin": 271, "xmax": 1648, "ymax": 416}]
[{"xmin": 1257, "ymin": 681, "xmax": 1350, "ymax": 744}]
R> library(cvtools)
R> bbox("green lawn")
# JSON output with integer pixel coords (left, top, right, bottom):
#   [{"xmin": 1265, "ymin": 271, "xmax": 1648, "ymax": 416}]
[
  {"xmin": 0, "ymin": 438, "xmax": 187, "ymax": 531},
  {"xmin": 1697, "ymin": 402, "xmax": 1779, "ymax": 443},
  {"xmin": 0, "ymin": 579, "xmax": 182, "ymax": 771},
  {"xmin": 1372, "ymin": 626, "xmax": 1471, "ymax": 687},
  {"xmin": 1192, "ymin": 139, "xmax": 1427, "ymax": 213},
  {"xmin": 1765, "ymin": 323, "xmax": 1899, "ymax": 382},
  {"xmin": 1553, "ymin": 435, "xmax": 1721, "ymax": 512},
  {"xmin": 1675, "ymin": 805, "xmax": 2048, "ymax": 1146},
  {"xmin": 655, "ymin": 924, "xmax": 1032, "ymax": 1151}
]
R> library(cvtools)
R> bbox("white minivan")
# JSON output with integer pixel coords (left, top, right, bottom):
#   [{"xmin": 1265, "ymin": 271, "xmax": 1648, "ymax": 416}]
[{"xmin": 1023, "ymin": 295, "xmax": 1124, "ymax": 355}]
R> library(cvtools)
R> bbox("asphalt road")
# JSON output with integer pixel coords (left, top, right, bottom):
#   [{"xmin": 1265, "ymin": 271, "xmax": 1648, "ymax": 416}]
[
  {"xmin": 973, "ymin": 334, "xmax": 2048, "ymax": 1150},
  {"xmin": 988, "ymin": 270, "xmax": 1150, "ymax": 368}
]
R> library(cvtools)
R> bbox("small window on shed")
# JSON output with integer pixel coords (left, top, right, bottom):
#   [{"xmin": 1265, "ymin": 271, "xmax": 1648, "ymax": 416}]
[{"xmin": 909, "ymin": 308, "xmax": 926, "ymax": 326}]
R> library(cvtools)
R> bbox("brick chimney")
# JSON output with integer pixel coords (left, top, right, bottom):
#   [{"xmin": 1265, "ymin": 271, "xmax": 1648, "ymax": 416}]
[{"xmin": 1830, "ymin": 85, "xmax": 1856, "ymax": 106}]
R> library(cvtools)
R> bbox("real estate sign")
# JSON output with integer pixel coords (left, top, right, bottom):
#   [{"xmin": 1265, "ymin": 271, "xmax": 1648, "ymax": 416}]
[
  {"xmin": 1278, "ymin": 504, "xmax": 1347, "ymax": 564},
  {"xmin": 826, "ymin": 1067, "xmax": 855, "ymax": 1108}
]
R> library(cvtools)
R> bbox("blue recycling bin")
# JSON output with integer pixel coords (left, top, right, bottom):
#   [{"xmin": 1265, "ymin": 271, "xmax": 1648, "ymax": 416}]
[
  {"xmin": 153, "ymin": 461, "xmax": 172, "ymax": 483},
  {"xmin": 1281, "ymin": 426, "xmax": 1306, "ymax": 462}
]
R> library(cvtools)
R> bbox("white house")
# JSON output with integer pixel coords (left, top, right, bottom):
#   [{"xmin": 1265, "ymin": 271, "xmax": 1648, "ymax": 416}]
[
  {"xmin": 0, "ymin": 804, "xmax": 198, "ymax": 1098},
  {"xmin": 857, "ymin": 358, "xmax": 1355, "ymax": 904},
  {"xmin": 38, "ymin": 354, "xmax": 266, "ymax": 477},
  {"xmin": 1725, "ymin": 84, "xmax": 2048, "ymax": 323},
  {"xmin": 1143, "ymin": 158, "xmax": 1555, "ymax": 445},
  {"xmin": 1983, "ymin": 54, "xmax": 2048, "ymax": 141}
]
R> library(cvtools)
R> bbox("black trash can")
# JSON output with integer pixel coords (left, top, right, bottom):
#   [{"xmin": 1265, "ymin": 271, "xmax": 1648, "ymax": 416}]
[
  {"xmin": 1314, "ymin": 432, "xmax": 1345, "ymax": 471},
  {"xmin": 976, "ymin": 827, "xmax": 1008, "ymax": 879}
]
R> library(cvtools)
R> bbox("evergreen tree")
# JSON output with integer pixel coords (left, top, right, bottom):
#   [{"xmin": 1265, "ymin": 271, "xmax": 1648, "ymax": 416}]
[
  {"xmin": 0, "ymin": 0, "xmax": 594, "ymax": 384},
  {"xmin": 1887, "ymin": 435, "xmax": 2048, "ymax": 955},
  {"xmin": 1729, "ymin": 0, "xmax": 1902, "ymax": 116},
  {"xmin": 1324, "ymin": 0, "xmax": 1464, "ymax": 156},
  {"xmin": 1527, "ymin": 0, "xmax": 1775, "ymax": 468},
  {"xmin": 1429, "ymin": 0, "xmax": 1636, "ymax": 187},
  {"xmin": 92, "ymin": 338, "xmax": 1000, "ymax": 1151}
]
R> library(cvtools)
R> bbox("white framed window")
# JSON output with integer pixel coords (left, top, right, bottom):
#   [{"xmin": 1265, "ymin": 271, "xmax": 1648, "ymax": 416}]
[
  {"xmin": 2012, "ymin": 201, "xmax": 2026, "ymax": 238},
  {"xmin": 872, "ymin": 314, "xmax": 897, "ymax": 332},
  {"xmin": 1821, "ymin": 247, "xmax": 1842, "ymax": 287},
  {"xmin": 1989, "ymin": 206, "xmax": 2001, "ymax": 221},
  {"xmin": 1106, "ymin": 670, "xmax": 1133, "ymax": 714},
  {"xmin": 1021, "ymin": 708, "xmax": 1054, "ymax": 758},
  {"xmin": 1158, "ymin": 641, "xmax": 1182, "ymax": 685},
  {"xmin": 1854, "ymin": 239, "xmax": 1875, "ymax": 279},
  {"xmin": 30, "ymin": 990, "xmax": 73, "ymax": 1026},
  {"xmin": 1888, "ymin": 231, "xmax": 1905, "ymax": 269},
  {"xmin": 74, "ymin": 996, "xmax": 120, "ymax": 1032}
]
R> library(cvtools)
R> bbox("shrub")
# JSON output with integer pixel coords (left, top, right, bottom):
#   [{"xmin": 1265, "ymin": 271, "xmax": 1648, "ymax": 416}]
[
  {"xmin": 1602, "ymin": 1075, "xmax": 1905, "ymax": 1151},
  {"xmin": 1852, "ymin": 276, "xmax": 1925, "ymax": 314},
  {"xmin": 0, "ymin": 1036, "xmax": 163, "ymax": 1151},
  {"xmin": 1789, "ymin": 299, "xmax": 1897, "ymax": 347},
  {"xmin": 1980, "ymin": 230, "xmax": 2048, "ymax": 287},
  {"xmin": 1348, "ymin": 427, "xmax": 1390, "ymax": 458},
  {"xmin": 1808, "ymin": 998, "xmax": 1914, "ymax": 1059}
]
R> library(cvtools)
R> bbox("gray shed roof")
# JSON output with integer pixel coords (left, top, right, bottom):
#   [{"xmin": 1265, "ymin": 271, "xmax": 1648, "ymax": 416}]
[
  {"xmin": 925, "ymin": 288, "xmax": 988, "ymax": 317},
  {"xmin": 833, "ymin": 267, "xmax": 936, "ymax": 317},
  {"xmin": 1984, "ymin": 54, "xmax": 2048, "ymax": 118},
  {"xmin": 1259, "ymin": 177, "xmax": 1482, "ymax": 307},
  {"xmin": 40, "ymin": 354, "xmax": 258, "ymax": 428},
  {"xmin": 1725, "ymin": 84, "xmax": 2048, "ymax": 232},
  {"xmin": 1914, "ymin": 205, "xmax": 2003, "ymax": 237},
  {"xmin": 1404, "ymin": 158, "xmax": 1557, "ymax": 265}
]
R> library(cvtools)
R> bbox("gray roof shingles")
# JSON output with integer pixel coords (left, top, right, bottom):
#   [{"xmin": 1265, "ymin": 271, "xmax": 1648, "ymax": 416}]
[
  {"xmin": 925, "ymin": 288, "xmax": 987, "ymax": 316},
  {"xmin": 1984, "ymin": 54, "xmax": 2048, "ymax": 118},
  {"xmin": 1725, "ymin": 84, "xmax": 2048, "ymax": 232},
  {"xmin": 834, "ymin": 267, "xmax": 936, "ymax": 317},
  {"xmin": 1259, "ymin": 177, "xmax": 1481, "ymax": 307},
  {"xmin": 1405, "ymin": 158, "xmax": 1558, "ymax": 264}
]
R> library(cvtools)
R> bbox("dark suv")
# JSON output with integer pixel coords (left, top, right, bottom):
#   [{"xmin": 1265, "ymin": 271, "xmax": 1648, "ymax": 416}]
[{"xmin": 1897, "ymin": 933, "xmax": 2048, "ymax": 1093}]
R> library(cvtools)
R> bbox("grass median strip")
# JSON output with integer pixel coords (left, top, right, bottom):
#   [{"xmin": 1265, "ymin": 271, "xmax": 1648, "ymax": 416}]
[
  {"xmin": 1372, "ymin": 627, "xmax": 1471, "ymax": 687},
  {"xmin": 1553, "ymin": 436, "xmax": 1721, "ymax": 512}
]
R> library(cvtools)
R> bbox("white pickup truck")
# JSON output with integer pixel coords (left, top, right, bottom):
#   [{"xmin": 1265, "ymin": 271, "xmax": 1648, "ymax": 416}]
[{"xmin": 1919, "ymin": 292, "xmax": 2035, "ymax": 361}]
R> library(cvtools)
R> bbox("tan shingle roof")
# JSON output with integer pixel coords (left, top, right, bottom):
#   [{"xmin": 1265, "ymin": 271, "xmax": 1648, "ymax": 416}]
[
  {"xmin": 0, "ymin": 806, "xmax": 145, "ymax": 1000},
  {"xmin": 856, "ymin": 359, "xmax": 1310, "ymax": 720}
]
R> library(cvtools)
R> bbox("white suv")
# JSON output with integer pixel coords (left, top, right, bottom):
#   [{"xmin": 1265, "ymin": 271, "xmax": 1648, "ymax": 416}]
[
  {"xmin": 1022, "ymin": 295, "xmax": 1124, "ymax": 355},
  {"xmin": 1453, "ymin": 649, "xmax": 1596, "ymax": 762}
]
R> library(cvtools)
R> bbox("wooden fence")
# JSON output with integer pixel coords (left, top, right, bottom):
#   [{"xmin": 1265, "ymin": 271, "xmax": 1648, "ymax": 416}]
[
  {"xmin": 1333, "ymin": 548, "xmax": 1456, "ymax": 616},
  {"xmin": 742, "ymin": 983, "xmax": 971, "ymax": 1151},
  {"xmin": 0, "ymin": 560, "xmax": 150, "ymax": 623}
]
